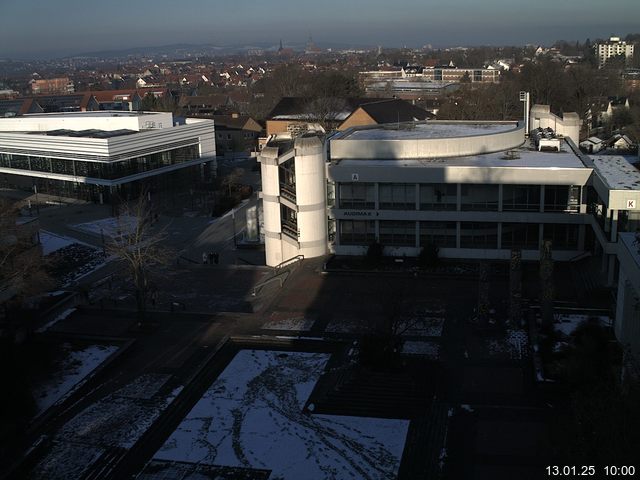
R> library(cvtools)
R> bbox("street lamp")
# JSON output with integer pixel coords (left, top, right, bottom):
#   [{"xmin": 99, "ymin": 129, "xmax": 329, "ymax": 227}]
[
  {"xmin": 33, "ymin": 183, "xmax": 40, "ymax": 215},
  {"xmin": 231, "ymin": 207, "xmax": 237, "ymax": 248},
  {"xmin": 519, "ymin": 91, "xmax": 530, "ymax": 136}
]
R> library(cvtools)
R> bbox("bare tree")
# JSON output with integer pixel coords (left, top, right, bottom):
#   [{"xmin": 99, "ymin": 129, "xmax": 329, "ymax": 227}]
[
  {"xmin": 105, "ymin": 193, "xmax": 170, "ymax": 322},
  {"xmin": 303, "ymin": 96, "xmax": 348, "ymax": 133},
  {"xmin": 0, "ymin": 199, "xmax": 51, "ymax": 316}
]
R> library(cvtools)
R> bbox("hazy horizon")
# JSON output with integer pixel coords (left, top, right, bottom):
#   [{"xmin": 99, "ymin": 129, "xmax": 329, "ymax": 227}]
[{"xmin": 1, "ymin": 0, "xmax": 639, "ymax": 59}]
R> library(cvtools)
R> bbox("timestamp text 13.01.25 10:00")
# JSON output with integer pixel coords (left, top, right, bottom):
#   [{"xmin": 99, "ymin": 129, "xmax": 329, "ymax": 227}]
[{"xmin": 546, "ymin": 466, "xmax": 637, "ymax": 476}]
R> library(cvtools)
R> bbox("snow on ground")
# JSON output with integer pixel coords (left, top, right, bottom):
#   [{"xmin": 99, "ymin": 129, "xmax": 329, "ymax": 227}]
[
  {"xmin": 31, "ymin": 374, "xmax": 182, "ymax": 479},
  {"xmin": 262, "ymin": 312, "xmax": 316, "ymax": 331},
  {"xmin": 326, "ymin": 310, "xmax": 444, "ymax": 337},
  {"xmin": 486, "ymin": 329, "xmax": 529, "ymax": 360},
  {"xmin": 154, "ymin": 350, "xmax": 409, "ymax": 480},
  {"xmin": 553, "ymin": 314, "xmax": 610, "ymax": 337},
  {"xmin": 325, "ymin": 316, "xmax": 362, "ymax": 333},
  {"xmin": 402, "ymin": 340, "xmax": 440, "ymax": 359},
  {"xmin": 57, "ymin": 376, "xmax": 181, "ymax": 449},
  {"xmin": 40, "ymin": 231, "xmax": 77, "ymax": 255},
  {"xmin": 73, "ymin": 215, "xmax": 137, "ymax": 238},
  {"xmin": 36, "ymin": 307, "xmax": 77, "ymax": 333},
  {"xmin": 398, "ymin": 315, "xmax": 445, "ymax": 337},
  {"xmin": 31, "ymin": 343, "xmax": 118, "ymax": 416},
  {"xmin": 30, "ymin": 442, "xmax": 105, "ymax": 480}
]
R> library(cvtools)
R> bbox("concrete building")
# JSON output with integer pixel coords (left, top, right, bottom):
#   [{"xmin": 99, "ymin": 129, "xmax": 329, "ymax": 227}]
[
  {"xmin": 0, "ymin": 111, "xmax": 216, "ymax": 203},
  {"xmin": 258, "ymin": 115, "xmax": 640, "ymax": 301},
  {"xmin": 615, "ymin": 233, "xmax": 640, "ymax": 378},
  {"xmin": 596, "ymin": 36, "xmax": 635, "ymax": 68},
  {"xmin": 29, "ymin": 77, "xmax": 75, "ymax": 95},
  {"xmin": 528, "ymin": 104, "xmax": 581, "ymax": 143}
]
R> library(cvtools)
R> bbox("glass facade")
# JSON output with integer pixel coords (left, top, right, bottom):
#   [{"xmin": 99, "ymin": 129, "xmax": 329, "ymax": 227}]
[
  {"xmin": 502, "ymin": 223, "xmax": 539, "ymax": 249},
  {"xmin": 502, "ymin": 185, "xmax": 540, "ymax": 211},
  {"xmin": 379, "ymin": 220, "xmax": 415, "ymax": 246},
  {"xmin": 419, "ymin": 183, "xmax": 457, "ymax": 210},
  {"xmin": 544, "ymin": 185, "xmax": 580, "ymax": 212},
  {"xmin": 420, "ymin": 221, "xmax": 457, "ymax": 248},
  {"xmin": 379, "ymin": 183, "xmax": 415, "ymax": 210},
  {"xmin": 339, "ymin": 183, "xmax": 375, "ymax": 209},
  {"xmin": 1, "ymin": 163, "xmax": 210, "ymax": 203},
  {"xmin": 339, "ymin": 220, "xmax": 376, "ymax": 245},
  {"xmin": 543, "ymin": 224, "xmax": 579, "ymax": 250},
  {"xmin": 0, "ymin": 144, "xmax": 199, "ymax": 181},
  {"xmin": 460, "ymin": 222, "xmax": 498, "ymax": 249},
  {"xmin": 460, "ymin": 184, "xmax": 499, "ymax": 211}
]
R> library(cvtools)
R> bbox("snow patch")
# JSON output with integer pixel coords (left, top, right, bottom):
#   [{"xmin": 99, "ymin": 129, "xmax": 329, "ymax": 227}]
[
  {"xmin": 154, "ymin": 350, "xmax": 409, "ymax": 480},
  {"xmin": 40, "ymin": 231, "xmax": 77, "ymax": 255},
  {"xmin": 553, "ymin": 314, "xmax": 610, "ymax": 337},
  {"xmin": 402, "ymin": 340, "xmax": 440, "ymax": 359},
  {"xmin": 31, "ymin": 343, "xmax": 118, "ymax": 416}
]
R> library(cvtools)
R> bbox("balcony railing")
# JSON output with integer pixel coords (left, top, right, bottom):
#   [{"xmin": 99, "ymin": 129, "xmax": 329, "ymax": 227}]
[
  {"xmin": 280, "ymin": 184, "xmax": 296, "ymax": 202},
  {"xmin": 281, "ymin": 221, "xmax": 299, "ymax": 239}
]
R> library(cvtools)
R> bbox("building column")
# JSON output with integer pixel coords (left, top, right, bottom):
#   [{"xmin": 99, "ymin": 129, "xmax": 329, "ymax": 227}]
[
  {"xmin": 456, "ymin": 221, "xmax": 461, "ymax": 249},
  {"xmin": 615, "ymin": 269, "xmax": 627, "ymax": 340},
  {"xmin": 456, "ymin": 184, "xmax": 461, "ymax": 211},
  {"xmin": 580, "ymin": 186, "xmax": 588, "ymax": 214},
  {"xmin": 608, "ymin": 254, "xmax": 617, "ymax": 287},
  {"xmin": 374, "ymin": 183, "xmax": 379, "ymax": 210},
  {"xmin": 538, "ymin": 223, "xmax": 544, "ymax": 249},
  {"xmin": 539, "ymin": 186, "xmax": 545, "ymax": 213},
  {"xmin": 415, "ymin": 221, "xmax": 420, "ymax": 248},
  {"xmin": 611, "ymin": 209, "xmax": 619, "ymax": 242},
  {"xmin": 498, "ymin": 185, "xmax": 503, "ymax": 212},
  {"xmin": 415, "ymin": 184, "xmax": 420, "ymax": 211},
  {"xmin": 578, "ymin": 224, "xmax": 586, "ymax": 251},
  {"xmin": 497, "ymin": 223, "xmax": 503, "ymax": 249}
]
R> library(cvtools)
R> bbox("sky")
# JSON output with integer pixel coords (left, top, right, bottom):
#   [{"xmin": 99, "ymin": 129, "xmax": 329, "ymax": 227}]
[{"xmin": 0, "ymin": 0, "xmax": 638, "ymax": 59}]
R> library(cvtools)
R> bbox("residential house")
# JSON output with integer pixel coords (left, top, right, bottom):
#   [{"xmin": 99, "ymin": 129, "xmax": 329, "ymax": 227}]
[
  {"xmin": 337, "ymin": 99, "xmax": 434, "ymax": 130},
  {"xmin": 211, "ymin": 114, "xmax": 263, "ymax": 153}
]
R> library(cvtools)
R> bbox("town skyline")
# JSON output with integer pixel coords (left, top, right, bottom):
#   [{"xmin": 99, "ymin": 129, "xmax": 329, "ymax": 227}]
[{"xmin": 1, "ymin": 0, "xmax": 639, "ymax": 59}]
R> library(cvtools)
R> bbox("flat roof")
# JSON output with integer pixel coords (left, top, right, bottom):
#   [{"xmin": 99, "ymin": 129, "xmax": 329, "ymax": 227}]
[
  {"xmin": 341, "ymin": 122, "xmax": 517, "ymax": 140},
  {"xmin": 336, "ymin": 144, "xmax": 587, "ymax": 169},
  {"xmin": 29, "ymin": 128, "xmax": 138, "ymax": 139},
  {"xmin": 19, "ymin": 111, "xmax": 160, "ymax": 118},
  {"xmin": 591, "ymin": 155, "xmax": 640, "ymax": 190}
]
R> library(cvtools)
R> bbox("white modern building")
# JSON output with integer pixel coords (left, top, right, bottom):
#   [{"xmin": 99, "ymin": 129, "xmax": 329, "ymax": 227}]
[
  {"xmin": 615, "ymin": 233, "xmax": 640, "ymax": 376},
  {"xmin": 0, "ymin": 111, "xmax": 216, "ymax": 202},
  {"xmin": 596, "ymin": 36, "xmax": 635, "ymax": 68},
  {"xmin": 258, "ymin": 110, "xmax": 640, "ymax": 294}
]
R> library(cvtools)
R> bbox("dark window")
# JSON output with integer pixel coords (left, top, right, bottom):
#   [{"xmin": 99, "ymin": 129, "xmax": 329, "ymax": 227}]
[
  {"xmin": 339, "ymin": 220, "xmax": 376, "ymax": 245},
  {"xmin": 544, "ymin": 185, "xmax": 580, "ymax": 212},
  {"xmin": 420, "ymin": 221, "xmax": 456, "ymax": 248},
  {"xmin": 420, "ymin": 183, "xmax": 457, "ymax": 210},
  {"xmin": 379, "ymin": 183, "xmax": 416, "ymax": 210},
  {"xmin": 502, "ymin": 185, "xmax": 540, "ymax": 211},
  {"xmin": 543, "ymin": 224, "xmax": 579, "ymax": 250},
  {"xmin": 461, "ymin": 184, "xmax": 499, "ymax": 211},
  {"xmin": 502, "ymin": 223, "xmax": 539, "ymax": 249},
  {"xmin": 379, "ymin": 221, "xmax": 415, "ymax": 246},
  {"xmin": 460, "ymin": 222, "xmax": 498, "ymax": 249},
  {"xmin": 339, "ymin": 183, "xmax": 375, "ymax": 209}
]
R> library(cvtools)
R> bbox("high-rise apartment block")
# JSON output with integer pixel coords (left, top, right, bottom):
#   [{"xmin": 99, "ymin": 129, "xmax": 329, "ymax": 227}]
[{"xmin": 596, "ymin": 36, "xmax": 635, "ymax": 68}]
